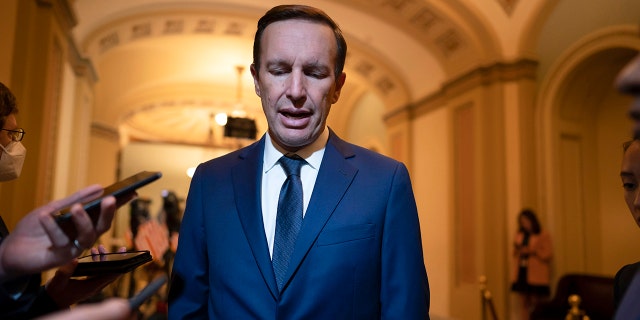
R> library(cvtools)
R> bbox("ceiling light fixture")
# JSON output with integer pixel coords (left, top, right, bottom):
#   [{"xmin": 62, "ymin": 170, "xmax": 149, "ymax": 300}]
[
  {"xmin": 188, "ymin": 66, "xmax": 257, "ymax": 178},
  {"xmin": 222, "ymin": 65, "xmax": 257, "ymax": 140}
]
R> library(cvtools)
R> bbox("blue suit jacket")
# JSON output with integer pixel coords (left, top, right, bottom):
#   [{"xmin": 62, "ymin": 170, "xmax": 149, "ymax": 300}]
[{"xmin": 169, "ymin": 131, "xmax": 429, "ymax": 319}]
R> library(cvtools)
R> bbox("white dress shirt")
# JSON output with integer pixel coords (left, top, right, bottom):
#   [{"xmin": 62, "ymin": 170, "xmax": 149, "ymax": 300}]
[{"xmin": 261, "ymin": 131, "xmax": 327, "ymax": 258}]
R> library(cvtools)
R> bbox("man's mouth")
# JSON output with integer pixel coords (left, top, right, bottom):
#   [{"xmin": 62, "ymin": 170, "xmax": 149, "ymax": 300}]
[
  {"xmin": 279, "ymin": 110, "xmax": 312, "ymax": 128},
  {"xmin": 281, "ymin": 110, "xmax": 311, "ymax": 119}
]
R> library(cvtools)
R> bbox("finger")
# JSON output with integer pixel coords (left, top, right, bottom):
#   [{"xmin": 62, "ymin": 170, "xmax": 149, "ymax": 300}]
[
  {"xmin": 97, "ymin": 244, "xmax": 107, "ymax": 254},
  {"xmin": 36, "ymin": 185, "xmax": 104, "ymax": 246},
  {"xmin": 91, "ymin": 249, "xmax": 101, "ymax": 261},
  {"xmin": 70, "ymin": 204, "xmax": 98, "ymax": 251},
  {"xmin": 47, "ymin": 185, "xmax": 104, "ymax": 213},
  {"xmin": 46, "ymin": 260, "xmax": 77, "ymax": 291},
  {"xmin": 39, "ymin": 209, "xmax": 74, "ymax": 248},
  {"xmin": 117, "ymin": 246, "xmax": 127, "ymax": 253},
  {"xmin": 94, "ymin": 196, "xmax": 117, "ymax": 235},
  {"xmin": 36, "ymin": 298, "xmax": 131, "ymax": 320}
]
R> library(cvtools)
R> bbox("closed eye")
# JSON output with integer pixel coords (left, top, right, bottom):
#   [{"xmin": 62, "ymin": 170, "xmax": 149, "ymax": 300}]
[
  {"xmin": 303, "ymin": 65, "xmax": 330, "ymax": 79},
  {"xmin": 266, "ymin": 61, "xmax": 291, "ymax": 76},
  {"xmin": 623, "ymin": 182, "xmax": 637, "ymax": 191},
  {"xmin": 269, "ymin": 67, "xmax": 290, "ymax": 76}
]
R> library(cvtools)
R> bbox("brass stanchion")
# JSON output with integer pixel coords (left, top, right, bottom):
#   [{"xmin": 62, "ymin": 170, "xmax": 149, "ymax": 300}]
[
  {"xmin": 565, "ymin": 294, "xmax": 590, "ymax": 320},
  {"xmin": 479, "ymin": 275, "xmax": 499, "ymax": 320}
]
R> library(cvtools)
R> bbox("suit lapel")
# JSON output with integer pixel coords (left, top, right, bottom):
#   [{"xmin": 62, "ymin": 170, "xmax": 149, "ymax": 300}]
[
  {"xmin": 281, "ymin": 132, "xmax": 357, "ymax": 291},
  {"xmin": 232, "ymin": 137, "xmax": 278, "ymax": 298}
]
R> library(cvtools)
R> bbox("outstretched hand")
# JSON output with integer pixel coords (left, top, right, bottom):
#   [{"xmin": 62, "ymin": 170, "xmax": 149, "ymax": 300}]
[
  {"xmin": 0, "ymin": 185, "xmax": 133, "ymax": 281},
  {"xmin": 45, "ymin": 245, "xmax": 127, "ymax": 308}
]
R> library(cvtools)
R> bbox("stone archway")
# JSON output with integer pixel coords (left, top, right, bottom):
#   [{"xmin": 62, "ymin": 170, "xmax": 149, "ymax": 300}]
[{"xmin": 537, "ymin": 25, "xmax": 640, "ymax": 278}]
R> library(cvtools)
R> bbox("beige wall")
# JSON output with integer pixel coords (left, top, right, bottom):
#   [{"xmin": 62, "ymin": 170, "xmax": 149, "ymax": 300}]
[
  {"xmin": 412, "ymin": 107, "xmax": 452, "ymax": 315},
  {"xmin": 0, "ymin": 0, "xmax": 17, "ymax": 82},
  {"xmin": 0, "ymin": 0, "xmax": 87, "ymax": 228}
]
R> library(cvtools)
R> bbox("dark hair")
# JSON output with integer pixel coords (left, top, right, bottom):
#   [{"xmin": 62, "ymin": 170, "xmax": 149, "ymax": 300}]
[
  {"xmin": 0, "ymin": 82, "xmax": 18, "ymax": 129},
  {"xmin": 163, "ymin": 190, "xmax": 182, "ymax": 235},
  {"xmin": 252, "ymin": 5, "xmax": 347, "ymax": 80},
  {"xmin": 518, "ymin": 208, "xmax": 541, "ymax": 234}
]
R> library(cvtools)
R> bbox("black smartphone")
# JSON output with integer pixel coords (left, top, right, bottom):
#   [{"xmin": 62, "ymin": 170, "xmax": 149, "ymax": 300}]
[
  {"xmin": 72, "ymin": 250, "xmax": 153, "ymax": 277},
  {"xmin": 55, "ymin": 171, "xmax": 162, "ymax": 237},
  {"xmin": 129, "ymin": 274, "xmax": 168, "ymax": 309}
]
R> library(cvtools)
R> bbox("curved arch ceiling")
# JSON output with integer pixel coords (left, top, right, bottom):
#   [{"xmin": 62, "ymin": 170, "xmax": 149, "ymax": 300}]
[{"xmin": 72, "ymin": 0, "xmax": 495, "ymax": 146}]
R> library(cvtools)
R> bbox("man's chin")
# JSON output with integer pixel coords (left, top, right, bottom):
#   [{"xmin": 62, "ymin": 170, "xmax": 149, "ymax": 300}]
[{"xmin": 271, "ymin": 132, "xmax": 311, "ymax": 151}]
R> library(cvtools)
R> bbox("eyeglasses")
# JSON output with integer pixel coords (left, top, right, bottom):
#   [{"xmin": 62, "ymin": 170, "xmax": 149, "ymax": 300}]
[{"xmin": 1, "ymin": 128, "xmax": 25, "ymax": 142}]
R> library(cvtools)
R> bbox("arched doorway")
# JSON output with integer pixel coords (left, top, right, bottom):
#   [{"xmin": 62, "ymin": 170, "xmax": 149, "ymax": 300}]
[{"xmin": 538, "ymin": 26, "xmax": 640, "ymax": 278}]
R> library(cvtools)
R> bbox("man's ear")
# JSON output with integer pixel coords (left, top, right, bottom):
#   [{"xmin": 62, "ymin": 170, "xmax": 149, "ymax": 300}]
[
  {"xmin": 250, "ymin": 63, "xmax": 261, "ymax": 97},
  {"xmin": 331, "ymin": 72, "xmax": 346, "ymax": 103}
]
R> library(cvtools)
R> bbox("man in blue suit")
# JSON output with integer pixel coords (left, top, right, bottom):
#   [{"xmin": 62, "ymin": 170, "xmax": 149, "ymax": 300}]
[{"xmin": 169, "ymin": 4, "xmax": 430, "ymax": 319}]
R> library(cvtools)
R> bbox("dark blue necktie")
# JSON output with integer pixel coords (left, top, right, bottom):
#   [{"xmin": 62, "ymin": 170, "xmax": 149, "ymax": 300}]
[{"xmin": 273, "ymin": 155, "xmax": 305, "ymax": 291}]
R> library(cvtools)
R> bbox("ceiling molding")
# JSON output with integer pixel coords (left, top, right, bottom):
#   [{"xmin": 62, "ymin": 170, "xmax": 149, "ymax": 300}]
[
  {"xmin": 91, "ymin": 122, "xmax": 120, "ymax": 141},
  {"xmin": 80, "ymin": 10, "xmax": 256, "ymax": 58},
  {"xmin": 37, "ymin": 0, "xmax": 78, "ymax": 31},
  {"xmin": 332, "ymin": 0, "xmax": 478, "ymax": 74},
  {"xmin": 384, "ymin": 58, "xmax": 538, "ymax": 121}
]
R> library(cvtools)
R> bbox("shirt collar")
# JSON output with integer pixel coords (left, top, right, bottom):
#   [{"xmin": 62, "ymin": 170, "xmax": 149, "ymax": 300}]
[{"xmin": 263, "ymin": 129, "xmax": 328, "ymax": 173}]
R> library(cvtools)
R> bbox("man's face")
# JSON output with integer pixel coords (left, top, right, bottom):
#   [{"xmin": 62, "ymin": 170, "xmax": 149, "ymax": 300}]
[
  {"xmin": 251, "ymin": 19, "xmax": 346, "ymax": 152},
  {"xmin": 616, "ymin": 54, "xmax": 640, "ymax": 138},
  {"xmin": 621, "ymin": 140, "xmax": 640, "ymax": 228}
]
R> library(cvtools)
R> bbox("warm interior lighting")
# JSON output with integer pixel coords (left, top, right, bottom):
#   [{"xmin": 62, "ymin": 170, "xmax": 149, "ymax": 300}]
[
  {"xmin": 186, "ymin": 166, "xmax": 196, "ymax": 178},
  {"xmin": 215, "ymin": 112, "xmax": 228, "ymax": 126},
  {"xmin": 223, "ymin": 65, "xmax": 257, "ymax": 139}
]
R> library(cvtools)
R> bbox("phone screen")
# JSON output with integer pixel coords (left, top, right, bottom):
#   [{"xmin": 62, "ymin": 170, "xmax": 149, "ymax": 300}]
[
  {"xmin": 73, "ymin": 250, "xmax": 153, "ymax": 277},
  {"xmin": 55, "ymin": 171, "xmax": 162, "ymax": 237},
  {"xmin": 76, "ymin": 251, "xmax": 149, "ymax": 263}
]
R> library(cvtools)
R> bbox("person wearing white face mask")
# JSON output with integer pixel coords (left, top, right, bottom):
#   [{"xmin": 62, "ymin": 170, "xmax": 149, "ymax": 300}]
[
  {"xmin": 0, "ymin": 122, "xmax": 26, "ymax": 181},
  {"xmin": 0, "ymin": 82, "xmax": 135, "ymax": 320}
]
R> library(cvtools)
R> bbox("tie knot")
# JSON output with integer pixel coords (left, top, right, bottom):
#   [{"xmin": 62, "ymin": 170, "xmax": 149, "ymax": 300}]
[{"xmin": 279, "ymin": 155, "xmax": 305, "ymax": 177}]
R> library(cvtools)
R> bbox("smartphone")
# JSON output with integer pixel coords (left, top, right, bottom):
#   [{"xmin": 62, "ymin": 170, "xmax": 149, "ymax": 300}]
[
  {"xmin": 129, "ymin": 274, "xmax": 168, "ymax": 309},
  {"xmin": 72, "ymin": 250, "xmax": 153, "ymax": 277},
  {"xmin": 55, "ymin": 171, "xmax": 162, "ymax": 237}
]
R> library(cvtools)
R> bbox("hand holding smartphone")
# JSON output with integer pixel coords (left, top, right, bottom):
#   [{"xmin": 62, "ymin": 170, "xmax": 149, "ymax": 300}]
[
  {"xmin": 72, "ymin": 250, "xmax": 153, "ymax": 277},
  {"xmin": 55, "ymin": 171, "xmax": 162, "ymax": 238}
]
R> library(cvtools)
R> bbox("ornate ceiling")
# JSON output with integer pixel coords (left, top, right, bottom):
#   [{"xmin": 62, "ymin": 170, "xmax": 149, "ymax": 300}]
[{"xmin": 72, "ymin": 0, "xmax": 507, "ymax": 147}]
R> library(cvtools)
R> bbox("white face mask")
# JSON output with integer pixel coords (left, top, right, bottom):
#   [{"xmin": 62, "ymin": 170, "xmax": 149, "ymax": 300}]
[{"xmin": 0, "ymin": 141, "xmax": 26, "ymax": 181}]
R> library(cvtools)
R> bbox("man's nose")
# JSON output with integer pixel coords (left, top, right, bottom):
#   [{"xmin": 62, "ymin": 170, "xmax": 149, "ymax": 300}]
[
  {"xmin": 286, "ymin": 71, "xmax": 306, "ymax": 102},
  {"xmin": 634, "ymin": 191, "xmax": 640, "ymax": 208}
]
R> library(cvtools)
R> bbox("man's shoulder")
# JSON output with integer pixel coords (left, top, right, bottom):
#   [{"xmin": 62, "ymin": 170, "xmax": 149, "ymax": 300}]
[
  {"xmin": 616, "ymin": 261, "xmax": 640, "ymax": 280},
  {"xmin": 328, "ymin": 131, "xmax": 402, "ymax": 167},
  {"xmin": 197, "ymin": 138, "xmax": 264, "ymax": 172}
]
